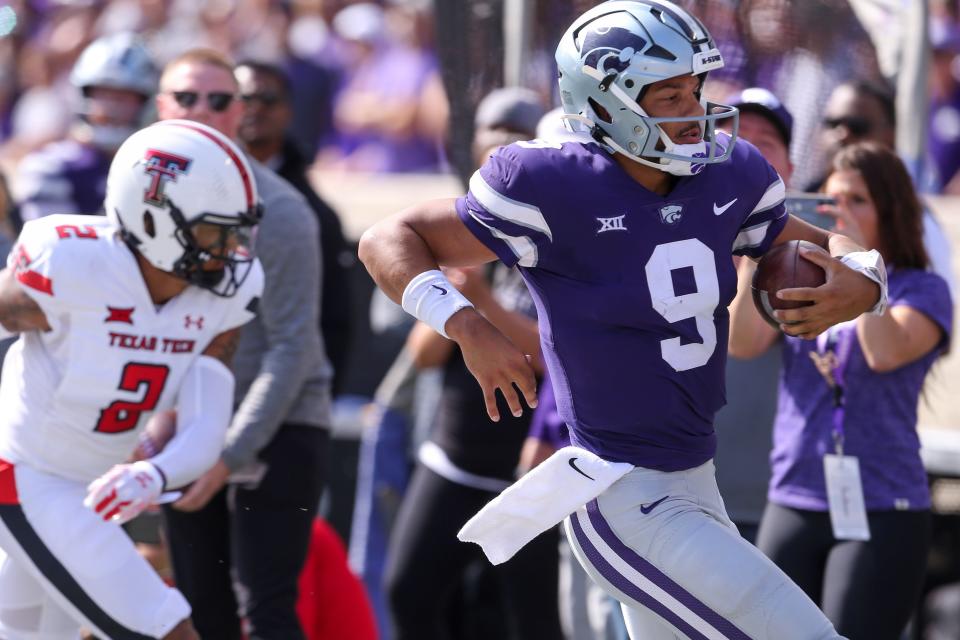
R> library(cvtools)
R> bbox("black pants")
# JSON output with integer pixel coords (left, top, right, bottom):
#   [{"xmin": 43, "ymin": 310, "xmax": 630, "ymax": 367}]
[
  {"xmin": 163, "ymin": 424, "xmax": 328, "ymax": 640},
  {"xmin": 384, "ymin": 463, "xmax": 563, "ymax": 640},
  {"xmin": 757, "ymin": 502, "xmax": 930, "ymax": 640}
]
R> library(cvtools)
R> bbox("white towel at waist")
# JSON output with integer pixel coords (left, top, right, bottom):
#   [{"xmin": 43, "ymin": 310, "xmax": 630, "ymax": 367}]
[{"xmin": 457, "ymin": 445, "xmax": 633, "ymax": 565}]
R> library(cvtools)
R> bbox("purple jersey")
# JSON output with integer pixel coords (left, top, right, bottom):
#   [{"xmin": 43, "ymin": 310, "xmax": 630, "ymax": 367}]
[
  {"xmin": 528, "ymin": 371, "xmax": 571, "ymax": 450},
  {"xmin": 16, "ymin": 140, "xmax": 111, "ymax": 221},
  {"xmin": 770, "ymin": 268, "xmax": 953, "ymax": 511},
  {"xmin": 456, "ymin": 134, "xmax": 786, "ymax": 470}
]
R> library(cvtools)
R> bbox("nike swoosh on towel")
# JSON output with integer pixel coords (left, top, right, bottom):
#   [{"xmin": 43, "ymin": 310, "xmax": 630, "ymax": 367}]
[{"xmin": 568, "ymin": 457, "xmax": 595, "ymax": 481}]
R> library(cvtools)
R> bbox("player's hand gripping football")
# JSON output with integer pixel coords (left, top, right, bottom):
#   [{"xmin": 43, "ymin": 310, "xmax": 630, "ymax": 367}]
[
  {"xmin": 445, "ymin": 307, "xmax": 538, "ymax": 422},
  {"xmin": 84, "ymin": 461, "xmax": 164, "ymax": 525},
  {"xmin": 774, "ymin": 247, "xmax": 880, "ymax": 340}
]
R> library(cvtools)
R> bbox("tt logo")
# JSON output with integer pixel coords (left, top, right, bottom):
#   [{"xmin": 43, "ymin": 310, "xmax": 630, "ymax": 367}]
[{"xmin": 143, "ymin": 150, "xmax": 192, "ymax": 206}]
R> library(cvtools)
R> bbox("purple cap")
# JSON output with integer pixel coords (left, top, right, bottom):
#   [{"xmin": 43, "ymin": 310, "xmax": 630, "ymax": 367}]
[{"xmin": 728, "ymin": 87, "xmax": 793, "ymax": 149}]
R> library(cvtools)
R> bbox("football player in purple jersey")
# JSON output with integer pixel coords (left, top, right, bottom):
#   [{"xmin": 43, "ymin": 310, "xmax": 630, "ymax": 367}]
[
  {"xmin": 16, "ymin": 33, "xmax": 157, "ymax": 222},
  {"xmin": 360, "ymin": 2, "xmax": 886, "ymax": 638}
]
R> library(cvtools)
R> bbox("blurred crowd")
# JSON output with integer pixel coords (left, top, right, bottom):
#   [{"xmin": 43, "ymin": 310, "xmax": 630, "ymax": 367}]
[{"xmin": 1, "ymin": 1, "xmax": 960, "ymax": 639}]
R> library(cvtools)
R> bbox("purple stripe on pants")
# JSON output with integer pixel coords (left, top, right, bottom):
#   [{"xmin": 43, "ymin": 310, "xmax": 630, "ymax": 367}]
[
  {"xmin": 568, "ymin": 510, "xmax": 710, "ymax": 640},
  {"xmin": 585, "ymin": 499, "xmax": 751, "ymax": 640}
]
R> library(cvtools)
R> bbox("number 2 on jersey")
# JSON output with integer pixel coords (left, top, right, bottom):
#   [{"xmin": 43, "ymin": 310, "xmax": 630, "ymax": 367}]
[
  {"xmin": 95, "ymin": 363, "xmax": 170, "ymax": 434},
  {"xmin": 645, "ymin": 238, "xmax": 720, "ymax": 372}
]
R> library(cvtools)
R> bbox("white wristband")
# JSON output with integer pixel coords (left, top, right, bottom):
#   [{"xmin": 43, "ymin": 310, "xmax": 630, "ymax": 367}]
[
  {"xmin": 401, "ymin": 270, "xmax": 474, "ymax": 338},
  {"xmin": 840, "ymin": 250, "xmax": 888, "ymax": 316}
]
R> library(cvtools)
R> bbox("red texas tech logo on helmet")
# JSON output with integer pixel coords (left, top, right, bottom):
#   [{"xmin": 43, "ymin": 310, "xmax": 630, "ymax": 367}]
[{"xmin": 142, "ymin": 149, "xmax": 192, "ymax": 206}]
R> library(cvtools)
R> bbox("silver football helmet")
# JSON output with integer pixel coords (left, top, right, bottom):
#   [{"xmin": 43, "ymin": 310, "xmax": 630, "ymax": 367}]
[
  {"xmin": 70, "ymin": 32, "xmax": 158, "ymax": 151},
  {"xmin": 105, "ymin": 120, "xmax": 262, "ymax": 297},
  {"xmin": 555, "ymin": 0, "xmax": 739, "ymax": 176}
]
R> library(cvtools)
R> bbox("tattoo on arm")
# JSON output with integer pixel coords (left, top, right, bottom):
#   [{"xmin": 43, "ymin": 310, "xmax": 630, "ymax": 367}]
[
  {"xmin": 0, "ymin": 269, "xmax": 51, "ymax": 333},
  {"xmin": 203, "ymin": 328, "xmax": 240, "ymax": 367}
]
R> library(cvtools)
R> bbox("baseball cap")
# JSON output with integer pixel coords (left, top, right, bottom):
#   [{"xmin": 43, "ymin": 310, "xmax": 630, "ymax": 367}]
[
  {"xmin": 728, "ymin": 87, "xmax": 793, "ymax": 148},
  {"xmin": 474, "ymin": 87, "xmax": 546, "ymax": 136}
]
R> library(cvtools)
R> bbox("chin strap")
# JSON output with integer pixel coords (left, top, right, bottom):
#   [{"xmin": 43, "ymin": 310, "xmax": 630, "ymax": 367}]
[{"xmin": 558, "ymin": 113, "xmax": 707, "ymax": 176}]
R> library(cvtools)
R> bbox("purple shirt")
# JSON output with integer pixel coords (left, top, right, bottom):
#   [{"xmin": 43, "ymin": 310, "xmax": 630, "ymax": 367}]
[
  {"xmin": 770, "ymin": 268, "xmax": 953, "ymax": 511},
  {"xmin": 17, "ymin": 140, "xmax": 111, "ymax": 221},
  {"xmin": 456, "ymin": 135, "xmax": 787, "ymax": 470}
]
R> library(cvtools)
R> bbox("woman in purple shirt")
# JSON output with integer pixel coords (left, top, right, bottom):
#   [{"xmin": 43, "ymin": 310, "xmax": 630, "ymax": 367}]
[{"xmin": 730, "ymin": 142, "xmax": 953, "ymax": 639}]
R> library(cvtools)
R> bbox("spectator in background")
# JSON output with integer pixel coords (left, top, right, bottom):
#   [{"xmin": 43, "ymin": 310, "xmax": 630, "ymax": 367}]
[
  {"xmin": 714, "ymin": 87, "xmax": 794, "ymax": 544},
  {"xmin": 235, "ymin": 60, "xmax": 354, "ymax": 395},
  {"xmin": 383, "ymin": 87, "xmax": 563, "ymax": 640},
  {"xmin": 729, "ymin": 142, "xmax": 952, "ymax": 640},
  {"xmin": 808, "ymin": 80, "xmax": 895, "ymax": 191},
  {"xmin": 156, "ymin": 48, "xmax": 333, "ymax": 640},
  {"xmin": 810, "ymin": 80, "xmax": 955, "ymax": 294},
  {"xmin": 928, "ymin": 17, "xmax": 960, "ymax": 195},
  {"xmin": 15, "ymin": 32, "xmax": 156, "ymax": 221},
  {"xmin": 316, "ymin": 2, "xmax": 446, "ymax": 173}
]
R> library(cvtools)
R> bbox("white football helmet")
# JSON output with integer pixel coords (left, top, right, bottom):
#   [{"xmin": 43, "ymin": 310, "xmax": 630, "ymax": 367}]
[
  {"xmin": 555, "ymin": 0, "xmax": 739, "ymax": 176},
  {"xmin": 105, "ymin": 120, "xmax": 262, "ymax": 297}
]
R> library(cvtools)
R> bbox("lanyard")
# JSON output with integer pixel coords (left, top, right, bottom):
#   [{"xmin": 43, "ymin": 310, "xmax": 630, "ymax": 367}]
[{"xmin": 810, "ymin": 325, "xmax": 856, "ymax": 455}]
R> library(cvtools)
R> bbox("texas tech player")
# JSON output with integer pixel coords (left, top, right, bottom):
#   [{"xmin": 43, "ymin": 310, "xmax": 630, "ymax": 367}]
[{"xmin": 0, "ymin": 120, "xmax": 263, "ymax": 639}]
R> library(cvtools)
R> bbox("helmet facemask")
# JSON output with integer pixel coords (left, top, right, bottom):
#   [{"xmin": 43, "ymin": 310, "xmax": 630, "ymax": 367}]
[{"xmin": 166, "ymin": 201, "xmax": 262, "ymax": 298}]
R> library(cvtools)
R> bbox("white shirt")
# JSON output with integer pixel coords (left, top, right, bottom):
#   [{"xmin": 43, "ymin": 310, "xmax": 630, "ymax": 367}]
[{"xmin": 0, "ymin": 215, "xmax": 263, "ymax": 482}]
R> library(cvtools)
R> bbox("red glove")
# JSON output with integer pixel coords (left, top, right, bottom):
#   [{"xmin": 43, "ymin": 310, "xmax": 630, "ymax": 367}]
[{"xmin": 84, "ymin": 461, "xmax": 165, "ymax": 524}]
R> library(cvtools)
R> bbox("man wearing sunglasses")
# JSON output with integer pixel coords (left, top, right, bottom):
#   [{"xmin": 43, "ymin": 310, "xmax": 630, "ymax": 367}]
[
  {"xmin": 234, "ymin": 60, "xmax": 353, "ymax": 398},
  {"xmin": 809, "ymin": 80, "xmax": 954, "ymax": 293},
  {"xmin": 156, "ymin": 49, "xmax": 333, "ymax": 640},
  {"xmin": 810, "ymin": 80, "xmax": 896, "ymax": 192}
]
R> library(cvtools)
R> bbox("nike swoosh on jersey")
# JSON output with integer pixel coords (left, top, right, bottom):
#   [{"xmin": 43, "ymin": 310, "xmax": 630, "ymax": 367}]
[
  {"xmin": 568, "ymin": 457, "xmax": 595, "ymax": 481},
  {"xmin": 640, "ymin": 495, "xmax": 669, "ymax": 514},
  {"xmin": 713, "ymin": 198, "xmax": 738, "ymax": 215}
]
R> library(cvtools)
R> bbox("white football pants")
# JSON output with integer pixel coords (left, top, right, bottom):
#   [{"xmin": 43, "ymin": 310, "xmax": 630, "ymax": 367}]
[
  {"xmin": 564, "ymin": 460, "xmax": 846, "ymax": 640},
  {"xmin": 0, "ymin": 460, "xmax": 190, "ymax": 639}
]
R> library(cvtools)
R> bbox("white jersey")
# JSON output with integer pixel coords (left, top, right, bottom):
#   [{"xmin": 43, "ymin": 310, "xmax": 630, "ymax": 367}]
[{"xmin": 0, "ymin": 214, "xmax": 264, "ymax": 483}]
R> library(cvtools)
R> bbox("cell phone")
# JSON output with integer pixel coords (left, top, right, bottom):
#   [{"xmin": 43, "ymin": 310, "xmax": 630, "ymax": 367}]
[{"xmin": 785, "ymin": 193, "xmax": 836, "ymax": 230}]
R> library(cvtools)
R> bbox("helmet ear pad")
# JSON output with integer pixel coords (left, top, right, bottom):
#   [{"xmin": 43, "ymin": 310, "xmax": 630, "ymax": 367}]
[{"xmin": 143, "ymin": 211, "xmax": 156, "ymax": 239}]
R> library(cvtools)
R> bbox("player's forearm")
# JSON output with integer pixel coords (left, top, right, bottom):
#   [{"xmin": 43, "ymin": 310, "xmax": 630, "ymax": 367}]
[
  {"xmin": 474, "ymin": 302, "xmax": 543, "ymax": 372},
  {"xmin": 825, "ymin": 231, "xmax": 867, "ymax": 258},
  {"xmin": 152, "ymin": 356, "xmax": 234, "ymax": 489}
]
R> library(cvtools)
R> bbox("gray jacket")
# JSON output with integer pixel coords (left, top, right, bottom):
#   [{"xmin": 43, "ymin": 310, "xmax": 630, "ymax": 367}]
[{"xmin": 222, "ymin": 160, "xmax": 333, "ymax": 471}]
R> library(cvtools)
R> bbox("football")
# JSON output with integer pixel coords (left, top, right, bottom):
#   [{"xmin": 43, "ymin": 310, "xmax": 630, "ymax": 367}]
[
  {"xmin": 129, "ymin": 410, "xmax": 177, "ymax": 462},
  {"xmin": 751, "ymin": 240, "xmax": 828, "ymax": 327}
]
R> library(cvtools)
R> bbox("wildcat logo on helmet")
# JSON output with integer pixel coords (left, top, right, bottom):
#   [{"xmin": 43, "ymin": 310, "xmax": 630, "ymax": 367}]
[
  {"xmin": 659, "ymin": 204, "xmax": 683, "ymax": 225},
  {"xmin": 142, "ymin": 150, "xmax": 192, "ymax": 206},
  {"xmin": 579, "ymin": 25, "xmax": 649, "ymax": 74}
]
